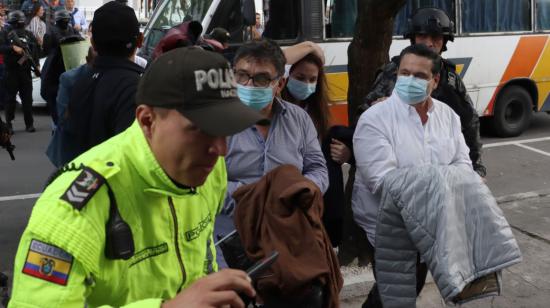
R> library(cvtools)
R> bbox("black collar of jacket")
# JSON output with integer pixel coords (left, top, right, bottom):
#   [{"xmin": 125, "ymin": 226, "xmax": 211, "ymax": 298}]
[
  {"xmin": 441, "ymin": 58, "xmax": 456, "ymax": 71},
  {"xmin": 93, "ymin": 55, "xmax": 145, "ymax": 74}
]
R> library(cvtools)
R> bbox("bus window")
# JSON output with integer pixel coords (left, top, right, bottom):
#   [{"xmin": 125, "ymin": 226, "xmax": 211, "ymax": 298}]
[
  {"xmin": 325, "ymin": 0, "xmax": 357, "ymax": 38},
  {"xmin": 325, "ymin": 0, "xmax": 455, "ymax": 39},
  {"xmin": 394, "ymin": 0, "xmax": 455, "ymax": 36},
  {"xmin": 462, "ymin": 0, "xmax": 531, "ymax": 33},
  {"xmin": 207, "ymin": 0, "xmax": 246, "ymax": 42},
  {"xmin": 207, "ymin": 0, "xmax": 299, "ymax": 43},
  {"xmin": 537, "ymin": 0, "xmax": 550, "ymax": 30},
  {"xmin": 262, "ymin": 0, "xmax": 300, "ymax": 40},
  {"xmin": 150, "ymin": 0, "xmax": 212, "ymax": 30}
]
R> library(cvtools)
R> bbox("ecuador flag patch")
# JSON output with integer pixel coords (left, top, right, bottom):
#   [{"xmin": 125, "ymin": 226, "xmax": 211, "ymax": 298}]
[{"xmin": 22, "ymin": 239, "xmax": 73, "ymax": 286}]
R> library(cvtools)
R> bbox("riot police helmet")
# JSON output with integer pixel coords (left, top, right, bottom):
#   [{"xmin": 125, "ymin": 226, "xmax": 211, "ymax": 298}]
[
  {"xmin": 7, "ymin": 10, "xmax": 26, "ymax": 25},
  {"xmin": 405, "ymin": 7, "xmax": 454, "ymax": 51},
  {"xmin": 55, "ymin": 9, "xmax": 72, "ymax": 22}
]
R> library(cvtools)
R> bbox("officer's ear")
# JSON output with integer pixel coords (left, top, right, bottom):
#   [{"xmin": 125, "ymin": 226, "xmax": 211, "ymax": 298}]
[{"xmin": 136, "ymin": 104, "xmax": 156, "ymax": 140}]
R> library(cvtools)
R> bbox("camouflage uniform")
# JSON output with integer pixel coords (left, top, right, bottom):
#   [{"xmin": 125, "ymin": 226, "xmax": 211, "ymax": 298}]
[{"xmin": 360, "ymin": 56, "xmax": 486, "ymax": 177}]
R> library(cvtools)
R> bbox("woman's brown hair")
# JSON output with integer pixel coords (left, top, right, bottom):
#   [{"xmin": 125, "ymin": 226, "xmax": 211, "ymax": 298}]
[
  {"xmin": 281, "ymin": 53, "xmax": 331, "ymax": 140},
  {"xmin": 30, "ymin": 3, "xmax": 43, "ymax": 19}
]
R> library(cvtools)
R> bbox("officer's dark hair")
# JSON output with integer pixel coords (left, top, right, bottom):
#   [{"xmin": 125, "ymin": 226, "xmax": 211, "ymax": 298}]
[
  {"xmin": 233, "ymin": 39, "xmax": 286, "ymax": 77},
  {"xmin": 399, "ymin": 44, "xmax": 442, "ymax": 76}
]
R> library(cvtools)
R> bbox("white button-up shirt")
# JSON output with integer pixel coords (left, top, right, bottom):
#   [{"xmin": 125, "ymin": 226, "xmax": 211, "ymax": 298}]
[{"xmin": 352, "ymin": 91, "xmax": 472, "ymax": 245}]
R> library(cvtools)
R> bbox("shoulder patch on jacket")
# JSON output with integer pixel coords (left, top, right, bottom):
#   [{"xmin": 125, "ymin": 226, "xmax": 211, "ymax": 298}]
[
  {"xmin": 61, "ymin": 167, "xmax": 105, "ymax": 210},
  {"xmin": 22, "ymin": 239, "xmax": 74, "ymax": 286}
]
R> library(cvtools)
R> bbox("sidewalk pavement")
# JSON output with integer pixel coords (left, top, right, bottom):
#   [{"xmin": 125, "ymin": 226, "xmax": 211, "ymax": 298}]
[{"xmin": 339, "ymin": 190, "xmax": 550, "ymax": 307}]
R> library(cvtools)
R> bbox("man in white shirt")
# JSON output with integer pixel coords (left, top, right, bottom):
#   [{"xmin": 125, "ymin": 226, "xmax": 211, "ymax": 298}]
[
  {"xmin": 65, "ymin": 0, "xmax": 87, "ymax": 34},
  {"xmin": 352, "ymin": 44, "xmax": 472, "ymax": 307}
]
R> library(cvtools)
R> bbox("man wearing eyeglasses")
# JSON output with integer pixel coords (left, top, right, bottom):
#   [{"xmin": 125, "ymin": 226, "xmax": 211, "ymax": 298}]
[{"xmin": 214, "ymin": 39, "xmax": 328, "ymax": 266}]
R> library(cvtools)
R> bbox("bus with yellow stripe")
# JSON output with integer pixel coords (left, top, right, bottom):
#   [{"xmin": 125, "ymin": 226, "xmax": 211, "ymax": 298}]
[{"xmin": 141, "ymin": 0, "xmax": 550, "ymax": 137}]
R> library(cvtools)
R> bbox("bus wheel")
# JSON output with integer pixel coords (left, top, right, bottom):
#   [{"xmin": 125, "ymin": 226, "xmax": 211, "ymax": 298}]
[{"xmin": 492, "ymin": 86, "xmax": 533, "ymax": 137}]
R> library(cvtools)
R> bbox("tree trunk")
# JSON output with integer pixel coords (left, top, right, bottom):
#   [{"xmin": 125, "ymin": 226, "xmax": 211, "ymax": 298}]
[
  {"xmin": 338, "ymin": 0, "xmax": 407, "ymax": 268},
  {"xmin": 347, "ymin": 0, "xmax": 406, "ymax": 125}
]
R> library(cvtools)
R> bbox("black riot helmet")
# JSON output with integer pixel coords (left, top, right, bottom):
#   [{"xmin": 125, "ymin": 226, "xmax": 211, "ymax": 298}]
[
  {"xmin": 55, "ymin": 9, "xmax": 72, "ymax": 29},
  {"xmin": 7, "ymin": 10, "xmax": 26, "ymax": 26},
  {"xmin": 55, "ymin": 9, "xmax": 72, "ymax": 22},
  {"xmin": 405, "ymin": 7, "xmax": 454, "ymax": 52}
]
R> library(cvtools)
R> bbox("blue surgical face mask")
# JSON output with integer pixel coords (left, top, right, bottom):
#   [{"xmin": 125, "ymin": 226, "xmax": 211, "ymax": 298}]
[
  {"xmin": 395, "ymin": 75, "xmax": 429, "ymax": 105},
  {"xmin": 237, "ymin": 84, "xmax": 274, "ymax": 111},
  {"xmin": 287, "ymin": 77, "xmax": 317, "ymax": 101}
]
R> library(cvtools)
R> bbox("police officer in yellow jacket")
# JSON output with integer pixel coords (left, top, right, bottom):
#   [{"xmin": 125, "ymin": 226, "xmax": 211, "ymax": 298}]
[{"xmin": 9, "ymin": 46, "xmax": 266, "ymax": 307}]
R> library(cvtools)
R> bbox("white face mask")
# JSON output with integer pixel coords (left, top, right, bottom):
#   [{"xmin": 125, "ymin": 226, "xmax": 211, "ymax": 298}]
[
  {"xmin": 236, "ymin": 84, "xmax": 275, "ymax": 111},
  {"xmin": 286, "ymin": 77, "xmax": 317, "ymax": 100},
  {"xmin": 395, "ymin": 75, "xmax": 429, "ymax": 105}
]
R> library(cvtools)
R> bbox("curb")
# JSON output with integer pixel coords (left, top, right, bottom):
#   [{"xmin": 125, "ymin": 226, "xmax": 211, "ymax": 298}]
[
  {"xmin": 339, "ymin": 189, "xmax": 549, "ymax": 301},
  {"xmin": 340, "ymin": 266, "xmax": 374, "ymax": 300},
  {"xmin": 495, "ymin": 189, "xmax": 550, "ymax": 204}
]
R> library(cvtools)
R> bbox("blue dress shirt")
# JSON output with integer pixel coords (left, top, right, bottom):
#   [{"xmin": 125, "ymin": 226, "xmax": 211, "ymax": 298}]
[{"xmin": 223, "ymin": 98, "xmax": 328, "ymax": 213}]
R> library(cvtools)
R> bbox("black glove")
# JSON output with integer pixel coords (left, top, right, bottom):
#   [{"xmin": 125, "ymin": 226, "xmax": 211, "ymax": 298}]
[
  {"xmin": 1, "ymin": 272, "xmax": 10, "ymax": 308},
  {"xmin": 217, "ymin": 231, "xmax": 255, "ymax": 271}
]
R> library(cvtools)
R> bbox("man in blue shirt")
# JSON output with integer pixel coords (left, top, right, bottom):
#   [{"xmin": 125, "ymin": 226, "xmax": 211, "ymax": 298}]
[
  {"xmin": 215, "ymin": 39, "xmax": 328, "ymax": 266},
  {"xmin": 65, "ymin": 0, "xmax": 87, "ymax": 34}
]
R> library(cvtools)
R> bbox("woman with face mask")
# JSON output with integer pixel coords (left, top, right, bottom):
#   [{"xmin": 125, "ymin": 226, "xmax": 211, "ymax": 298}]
[{"xmin": 281, "ymin": 52, "xmax": 354, "ymax": 248}]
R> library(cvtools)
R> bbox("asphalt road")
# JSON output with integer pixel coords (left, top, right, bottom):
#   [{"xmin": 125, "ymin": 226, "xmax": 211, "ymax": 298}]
[
  {"xmin": 481, "ymin": 113, "xmax": 550, "ymax": 197},
  {"xmin": 1, "ymin": 110, "xmax": 550, "ymax": 288}
]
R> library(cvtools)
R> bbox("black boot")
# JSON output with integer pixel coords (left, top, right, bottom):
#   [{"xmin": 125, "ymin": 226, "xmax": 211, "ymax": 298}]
[{"xmin": 362, "ymin": 283, "xmax": 383, "ymax": 308}]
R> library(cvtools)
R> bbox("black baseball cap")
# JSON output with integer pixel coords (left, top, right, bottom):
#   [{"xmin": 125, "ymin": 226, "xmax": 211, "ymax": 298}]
[
  {"xmin": 137, "ymin": 47, "xmax": 268, "ymax": 136},
  {"xmin": 91, "ymin": 1, "xmax": 139, "ymax": 47}
]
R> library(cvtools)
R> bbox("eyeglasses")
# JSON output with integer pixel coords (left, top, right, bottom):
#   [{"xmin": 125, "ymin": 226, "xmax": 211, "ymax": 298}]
[{"xmin": 234, "ymin": 70, "xmax": 279, "ymax": 88}]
